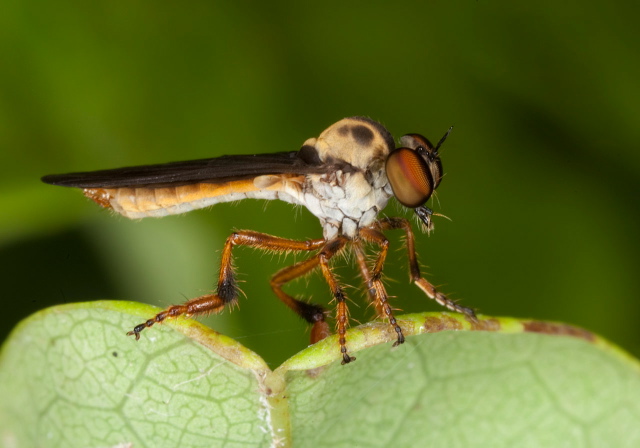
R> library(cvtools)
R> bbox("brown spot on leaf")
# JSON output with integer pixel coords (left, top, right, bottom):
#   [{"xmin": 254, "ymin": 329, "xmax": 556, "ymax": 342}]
[
  {"xmin": 305, "ymin": 365, "xmax": 328, "ymax": 378},
  {"xmin": 523, "ymin": 321, "xmax": 596, "ymax": 342},
  {"xmin": 471, "ymin": 318, "xmax": 501, "ymax": 331},
  {"xmin": 423, "ymin": 315, "xmax": 463, "ymax": 332},
  {"xmin": 422, "ymin": 315, "xmax": 501, "ymax": 333}
]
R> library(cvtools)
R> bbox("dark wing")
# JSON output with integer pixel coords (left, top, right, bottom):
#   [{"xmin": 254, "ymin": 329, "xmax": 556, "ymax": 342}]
[{"xmin": 41, "ymin": 151, "xmax": 328, "ymax": 188}]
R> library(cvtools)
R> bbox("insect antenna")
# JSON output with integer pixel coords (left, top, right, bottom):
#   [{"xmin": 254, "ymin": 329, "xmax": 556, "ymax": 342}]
[{"xmin": 434, "ymin": 126, "xmax": 454, "ymax": 153}]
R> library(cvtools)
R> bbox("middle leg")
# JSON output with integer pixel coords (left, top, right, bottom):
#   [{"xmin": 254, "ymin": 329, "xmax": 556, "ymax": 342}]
[
  {"xmin": 272, "ymin": 236, "xmax": 354, "ymax": 363},
  {"xmin": 356, "ymin": 229, "xmax": 406, "ymax": 347},
  {"xmin": 317, "ymin": 237, "xmax": 354, "ymax": 364}
]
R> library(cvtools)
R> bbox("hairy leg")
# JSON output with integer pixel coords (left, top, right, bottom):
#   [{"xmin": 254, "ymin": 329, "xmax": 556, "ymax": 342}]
[
  {"xmin": 356, "ymin": 229, "xmax": 405, "ymax": 346},
  {"xmin": 377, "ymin": 218, "xmax": 477, "ymax": 320},
  {"xmin": 315, "ymin": 237, "xmax": 354, "ymax": 364},
  {"xmin": 127, "ymin": 230, "xmax": 325, "ymax": 339},
  {"xmin": 270, "ymin": 255, "xmax": 330, "ymax": 344}
]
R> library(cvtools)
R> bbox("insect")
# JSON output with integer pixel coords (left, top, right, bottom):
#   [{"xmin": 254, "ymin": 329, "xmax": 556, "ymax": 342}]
[{"xmin": 42, "ymin": 117, "xmax": 476, "ymax": 364}]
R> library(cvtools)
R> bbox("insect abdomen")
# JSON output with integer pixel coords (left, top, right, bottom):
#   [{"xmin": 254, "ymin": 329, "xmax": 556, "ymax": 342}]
[{"xmin": 84, "ymin": 177, "xmax": 303, "ymax": 219}]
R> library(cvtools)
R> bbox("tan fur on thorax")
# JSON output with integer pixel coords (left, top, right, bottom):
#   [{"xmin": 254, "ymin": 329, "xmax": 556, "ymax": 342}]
[{"xmin": 303, "ymin": 117, "xmax": 392, "ymax": 170}]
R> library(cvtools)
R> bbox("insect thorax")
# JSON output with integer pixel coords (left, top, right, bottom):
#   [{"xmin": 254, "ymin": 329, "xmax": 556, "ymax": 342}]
[{"xmin": 302, "ymin": 167, "xmax": 393, "ymax": 240}]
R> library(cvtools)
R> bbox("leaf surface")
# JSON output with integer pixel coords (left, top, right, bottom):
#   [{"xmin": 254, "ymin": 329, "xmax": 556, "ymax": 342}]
[{"xmin": 1, "ymin": 302, "xmax": 639, "ymax": 448}]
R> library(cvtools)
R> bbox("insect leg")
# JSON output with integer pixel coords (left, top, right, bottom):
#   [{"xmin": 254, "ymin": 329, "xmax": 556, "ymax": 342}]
[
  {"xmin": 353, "ymin": 244, "xmax": 385, "ymax": 317},
  {"xmin": 270, "ymin": 256, "xmax": 330, "ymax": 345},
  {"xmin": 127, "ymin": 230, "xmax": 325, "ymax": 340},
  {"xmin": 316, "ymin": 237, "xmax": 355, "ymax": 364},
  {"xmin": 377, "ymin": 218, "xmax": 477, "ymax": 320},
  {"xmin": 356, "ymin": 229, "xmax": 405, "ymax": 347}
]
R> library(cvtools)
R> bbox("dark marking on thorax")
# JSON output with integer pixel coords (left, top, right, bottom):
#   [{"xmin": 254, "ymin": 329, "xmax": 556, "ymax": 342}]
[
  {"xmin": 349, "ymin": 116, "xmax": 396, "ymax": 153},
  {"xmin": 298, "ymin": 144, "xmax": 322, "ymax": 165},
  {"xmin": 351, "ymin": 125, "xmax": 374, "ymax": 146}
]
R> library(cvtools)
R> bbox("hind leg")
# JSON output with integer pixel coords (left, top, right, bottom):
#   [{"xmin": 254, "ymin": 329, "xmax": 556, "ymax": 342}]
[{"xmin": 127, "ymin": 230, "xmax": 325, "ymax": 339}]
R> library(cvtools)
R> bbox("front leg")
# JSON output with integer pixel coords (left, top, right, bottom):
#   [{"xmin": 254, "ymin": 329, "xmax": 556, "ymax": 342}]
[
  {"xmin": 127, "ymin": 230, "xmax": 325, "ymax": 339},
  {"xmin": 377, "ymin": 218, "xmax": 477, "ymax": 321}
]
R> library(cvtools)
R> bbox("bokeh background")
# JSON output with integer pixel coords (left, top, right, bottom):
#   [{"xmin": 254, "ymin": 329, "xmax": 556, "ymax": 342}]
[{"xmin": 1, "ymin": 1, "xmax": 639, "ymax": 368}]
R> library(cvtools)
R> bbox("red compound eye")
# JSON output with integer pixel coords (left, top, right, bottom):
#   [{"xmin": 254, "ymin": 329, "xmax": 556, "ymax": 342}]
[{"xmin": 385, "ymin": 147, "xmax": 434, "ymax": 208}]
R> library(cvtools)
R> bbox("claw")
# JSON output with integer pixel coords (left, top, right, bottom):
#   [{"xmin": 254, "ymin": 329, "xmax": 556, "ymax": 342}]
[{"xmin": 341, "ymin": 354, "xmax": 356, "ymax": 365}]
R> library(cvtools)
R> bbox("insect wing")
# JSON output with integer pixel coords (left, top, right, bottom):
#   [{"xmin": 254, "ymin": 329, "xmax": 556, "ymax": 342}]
[{"xmin": 41, "ymin": 151, "xmax": 326, "ymax": 188}]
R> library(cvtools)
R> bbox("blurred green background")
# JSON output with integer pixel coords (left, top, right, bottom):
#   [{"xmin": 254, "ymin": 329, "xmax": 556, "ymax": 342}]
[{"xmin": 1, "ymin": 1, "xmax": 638, "ymax": 368}]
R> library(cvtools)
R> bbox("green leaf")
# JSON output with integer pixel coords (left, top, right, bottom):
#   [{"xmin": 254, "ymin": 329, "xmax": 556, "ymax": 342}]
[{"xmin": 1, "ymin": 302, "xmax": 639, "ymax": 448}]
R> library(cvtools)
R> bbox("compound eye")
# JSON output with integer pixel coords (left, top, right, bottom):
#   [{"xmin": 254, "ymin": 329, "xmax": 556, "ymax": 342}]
[
  {"xmin": 401, "ymin": 133, "xmax": 444, "ymax": 188},
  {"xmin": 385, "ymin": 147, "xmax": 434, "ymax": 208}
]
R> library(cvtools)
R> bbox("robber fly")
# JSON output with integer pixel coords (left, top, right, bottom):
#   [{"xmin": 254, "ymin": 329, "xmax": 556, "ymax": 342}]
[{"xmin": 42, "ymin": 117, "xmax": 476, "ymax": 364}]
